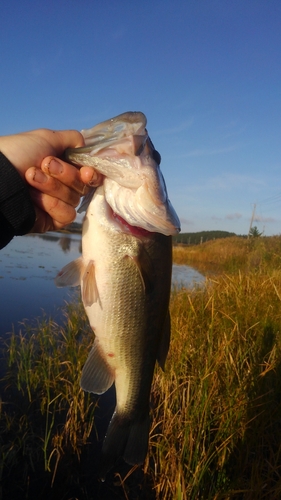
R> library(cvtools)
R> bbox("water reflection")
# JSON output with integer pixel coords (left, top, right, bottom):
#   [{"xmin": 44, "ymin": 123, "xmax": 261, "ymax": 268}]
[
  {"xmin": 0, "ymin": 233, "xmax": 204, "ymax": 338},
  {"xmin": 59, "ymin": 236, "xmax": 72, "ymax": 252},
  {"xmin": 0, "ymin": 232, "xmax": 82, "ymax": 337},
  {"xmin": 172, "ymin": 264, "xmax": 204, "ymax": 288}
]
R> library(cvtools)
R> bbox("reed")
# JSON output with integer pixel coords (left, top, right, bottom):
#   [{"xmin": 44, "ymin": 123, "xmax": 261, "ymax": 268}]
[
  {"xmin": 173, "ymin": 235, "xmax": 281, "ymax": 274},
  {"xmin": 149, "ymin": 270, "xmax": 281, "ymax": 499},
  {"xmin": 2, "ymin": 237, "xmax": 281, "ymax": 498},
  {"xmin": 0, "ymin": 301, "xmax": 96, "ymax": 493}
]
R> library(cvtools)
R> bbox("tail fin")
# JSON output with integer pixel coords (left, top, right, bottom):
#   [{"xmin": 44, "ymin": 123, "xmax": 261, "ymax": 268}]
[{"xmin": 99, "ymin": 411, "xmax": 150, "ymax": 479}]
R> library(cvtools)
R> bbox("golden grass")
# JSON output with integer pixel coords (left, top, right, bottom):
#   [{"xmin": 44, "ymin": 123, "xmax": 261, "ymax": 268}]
[
  {"xmin": 149, "ymin": 269, "xmax": 281, "ymax": 499},
  {"xmin": 173, "ymin": 236, "xmax": 281, "ymax": 274},
  {"xmin": 2, "ymin": 237, "xmax": 281, "ymax": 498}
]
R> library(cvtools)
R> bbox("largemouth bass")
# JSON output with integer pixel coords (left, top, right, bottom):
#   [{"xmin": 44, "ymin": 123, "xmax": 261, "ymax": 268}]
[{"xmin": 56, "ymin": 112, "xmax": 180, "ymax": 477}]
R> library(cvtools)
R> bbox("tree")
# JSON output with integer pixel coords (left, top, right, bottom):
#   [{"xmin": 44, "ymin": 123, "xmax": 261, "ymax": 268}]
[{"xmin": 249, "ymin": 226, "xmax": 263, "ymax": 238}]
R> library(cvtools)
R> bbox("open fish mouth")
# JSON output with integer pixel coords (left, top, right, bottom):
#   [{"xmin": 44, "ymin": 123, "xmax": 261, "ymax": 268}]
[
  {"xmin": 79, "ymin": 111, "xmax": 147, "ymax": 152},
  {"xmin": 65, "ymin": 111, "xmax": 181, "ymax": 236}
]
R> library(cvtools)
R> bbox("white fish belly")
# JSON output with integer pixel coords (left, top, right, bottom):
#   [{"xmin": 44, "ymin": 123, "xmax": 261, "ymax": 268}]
[{"xmin": 82, "ymin": 188, "xmax": 151, "ymax": 413}]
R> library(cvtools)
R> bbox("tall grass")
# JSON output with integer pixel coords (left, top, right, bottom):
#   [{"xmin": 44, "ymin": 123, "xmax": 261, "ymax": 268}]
[
  {"xmin": 0, "ymin": 301, "xmax": 97, "ymax": 496},
  {"xmin": 149, "ymin": 270, "xmax": 281, "ymax": 499},
  {"xmin": 173, "ymin": 236, "xmax": 281, "ymax": 274},
  {"xmin": 2, "ymin": 237, "xmax": 281, "ymax": 498}
]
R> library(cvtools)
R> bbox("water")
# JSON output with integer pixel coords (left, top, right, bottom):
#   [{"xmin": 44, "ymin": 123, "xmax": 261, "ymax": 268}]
[
  {"xmin": 0, "ymin": 234, "xmax": 205, "ymax": 495},
  {"xmin": 172, "ymin": 263, "xmax": 204, "ymax": 289},
  {"xmin": 0, "ymin": 233, "xmax": 81, "ymax": 337},
  {"xmin": 0, "ymin": 233, "xmax": 204, "ymax": 337}
]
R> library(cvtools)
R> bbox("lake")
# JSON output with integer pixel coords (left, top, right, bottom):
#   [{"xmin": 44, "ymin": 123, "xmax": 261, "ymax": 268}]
[{"xmin": 0, "ymin": 233, "xmax": 204, "ymax": 338}]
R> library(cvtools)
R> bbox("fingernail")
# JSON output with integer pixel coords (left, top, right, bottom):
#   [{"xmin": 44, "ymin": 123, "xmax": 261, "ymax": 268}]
[
  {"xmin": 88, "ymin": 171, "xmax": 103, "ymax": 187},
  {"xmin": 43, "ymin": 158, "xmax": 63, "ymax": 175},
  {"xmin": 33, "ymin": 169, "xmax": 48, "ymax": 183}
]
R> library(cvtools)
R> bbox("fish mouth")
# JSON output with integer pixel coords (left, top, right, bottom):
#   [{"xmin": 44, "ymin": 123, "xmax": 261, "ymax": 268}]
[
  {"xmin": 68, "ymin": 111, "xmax": 147, "ymax": 156},
  {"xmin": 66, "ymin": 111, "xmax": 181, "ymax": 236}
]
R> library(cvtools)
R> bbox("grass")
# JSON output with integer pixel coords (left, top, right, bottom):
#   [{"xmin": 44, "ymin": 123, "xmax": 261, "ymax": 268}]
[
  {"xmin": 150, "ymin": 270, "xmax": 281, "ymax": 499},
  {"xmin": 2, "ymin": 236, "xmax": 281, "ymax": 498},
  {"xmin": 173, "ymin": 235, "xmax": 281, "ymax": 274},
  {"xmin": 0, "ymin": 302, "xmax": 98, "ymax": 498}
]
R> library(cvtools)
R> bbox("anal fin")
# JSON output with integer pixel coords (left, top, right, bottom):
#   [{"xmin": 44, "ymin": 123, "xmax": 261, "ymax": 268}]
[{"xmin": 80, "ymin": 341, "xmax": 115, "ymax": 394}]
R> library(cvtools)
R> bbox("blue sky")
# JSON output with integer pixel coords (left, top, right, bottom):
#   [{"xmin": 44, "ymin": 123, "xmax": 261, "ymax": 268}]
[{"xmin": 1, "ymin": 0, "xmax": 281, "ymax": 236}]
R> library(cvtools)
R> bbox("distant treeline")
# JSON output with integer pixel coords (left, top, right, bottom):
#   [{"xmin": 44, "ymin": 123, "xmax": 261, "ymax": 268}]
[{"xmin": 173, "ymin": 230, "xmax": 238, "ymax": 245}]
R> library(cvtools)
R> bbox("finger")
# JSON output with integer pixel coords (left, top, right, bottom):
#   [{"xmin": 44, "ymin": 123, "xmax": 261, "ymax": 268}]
[
  {"xmin": 26, "ymin": 168, "xmax": 81, "ymax": 206},
  {"xmin": 29, "ymin": 190, "xmax": 77, "ymax": 227},
  {"xmin": 30, "ymin": 205, "xmax": 74, "ymax": 233},
  {"xmin": 52, "ymin": 129, "xmax": 85, "ymax": 150},
  {"xmin": 30, "ymin": 207, "xmax": 54, "ymax": 233},
  {"xmin": 80, "ymin": 166, "xmax": 104, "ymax": 187},
  {"xmin": 40, "ymin": 157, "xmax": 86, "ymax": 194},
  {"xmin": 35, "ymin": 129, "xmax": 85, "ymax": 155}
]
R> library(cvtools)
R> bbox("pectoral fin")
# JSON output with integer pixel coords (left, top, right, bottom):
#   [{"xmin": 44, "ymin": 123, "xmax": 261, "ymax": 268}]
[
  {"xmin": 55, "ymin": 257, "xmax": 84, "ymax": 287},
  {"xmin": 80, "ymin": 341, "xmax": 115, "ymax": 394},
  {"xmin": 157, "ymin": 312, "xmax": 171, "ymax": 371},
  {"xmin": 82, "ymin": 260, "xmax": 99, "ymax": 307}
]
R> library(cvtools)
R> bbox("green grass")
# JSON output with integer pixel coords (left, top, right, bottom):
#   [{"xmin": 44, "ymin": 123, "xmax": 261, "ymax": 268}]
[
  {"xmin": 0, "ymin": 302, "xmax": 97, "ymax": 497},
  {"xmin": 2, "ymin": 237, "xmax": 281, "ymax": 498}
]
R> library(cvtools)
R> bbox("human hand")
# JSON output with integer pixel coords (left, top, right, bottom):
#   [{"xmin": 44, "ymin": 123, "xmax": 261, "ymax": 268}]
[
  {"xmin": 26, "ymin": 156, "xmax": 102, "ymax": 232},
  {"xmin": 0, "ymin": 129, "xmax": 102, "ymax": 233}
]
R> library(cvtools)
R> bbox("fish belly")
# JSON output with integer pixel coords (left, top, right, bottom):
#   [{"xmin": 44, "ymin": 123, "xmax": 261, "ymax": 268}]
[{"xmin": 80, "ymin": 187, "xmax": 171, "ymax": 475}]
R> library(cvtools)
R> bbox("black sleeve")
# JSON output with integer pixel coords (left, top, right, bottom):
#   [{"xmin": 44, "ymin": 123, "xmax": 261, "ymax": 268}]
[{"xmin": 0, "ymin": 152, "xmax": 36, "ymax": 249}]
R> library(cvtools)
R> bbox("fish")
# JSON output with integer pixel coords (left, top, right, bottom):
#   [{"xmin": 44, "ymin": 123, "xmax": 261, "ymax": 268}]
[{"xmin": 55, "ymin": 111, "xmax": 180, "ymax": 477}]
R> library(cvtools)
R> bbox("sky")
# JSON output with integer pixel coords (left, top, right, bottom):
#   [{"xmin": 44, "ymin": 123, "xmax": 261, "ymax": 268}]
[{"xmin": 1, "ymin": 0, "xmax": 281, "ymax": 236}]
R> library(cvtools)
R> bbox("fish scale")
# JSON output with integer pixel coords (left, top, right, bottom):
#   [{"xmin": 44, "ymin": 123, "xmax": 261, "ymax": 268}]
[{"xmin": 56, "ymin": 111, "xmax": 180, "ymax": 478}]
